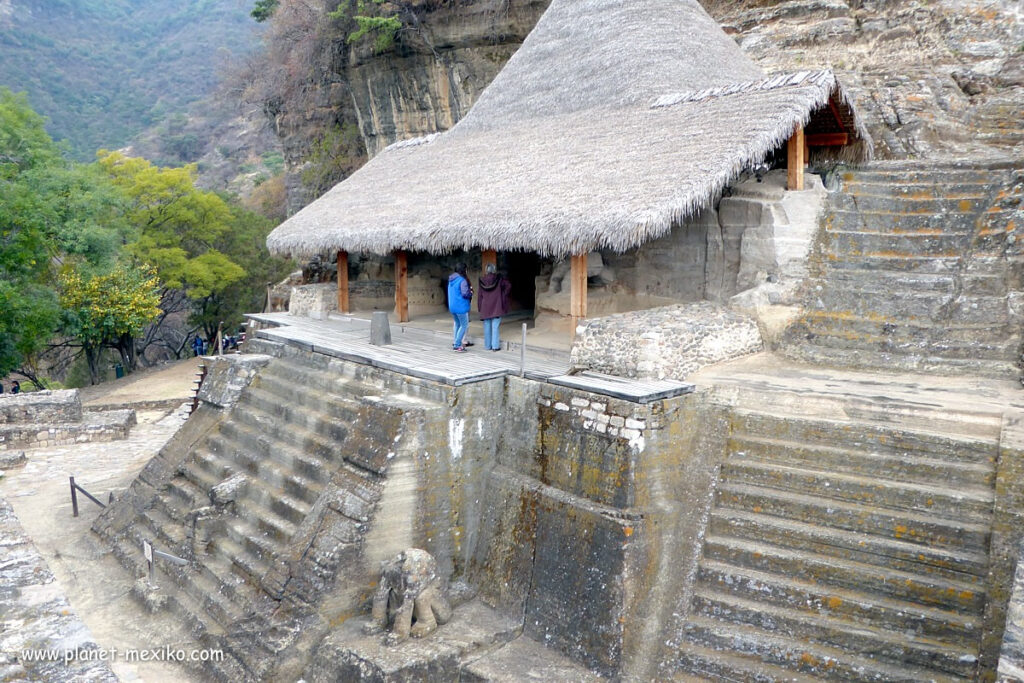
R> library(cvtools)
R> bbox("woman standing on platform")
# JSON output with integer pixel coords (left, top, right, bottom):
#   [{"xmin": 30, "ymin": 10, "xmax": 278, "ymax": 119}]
[
  {"xmin": 447, "ymin": 263, "xmax": 473, "ymax": 352},
  {"xmin": 478, "ymin": 263, "xmax": 511, "ymax": 351}
]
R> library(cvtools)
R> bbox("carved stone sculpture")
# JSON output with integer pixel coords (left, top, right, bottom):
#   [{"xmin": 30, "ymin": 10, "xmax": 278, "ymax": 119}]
[{"xmin": 362, "ymin": 549, "xmax": 452, "ymax": 645}]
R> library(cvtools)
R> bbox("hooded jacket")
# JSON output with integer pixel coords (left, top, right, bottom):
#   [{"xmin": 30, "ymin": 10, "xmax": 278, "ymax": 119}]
[
  {"xmin": 478, "ymin": 272, "xmax": 511, "ymax": 319},
  {"xmin": 447, "ymin": 273, "xmax": 472, "ymax": 314}
]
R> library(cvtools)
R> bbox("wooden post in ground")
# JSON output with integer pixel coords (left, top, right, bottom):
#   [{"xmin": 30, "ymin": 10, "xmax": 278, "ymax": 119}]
[
  {"xmin": 787, "ymin": 124, "xmax": 805, "ymax": 191},
  {"xmin": 481, "ymin": 249, "xmax": 497, "ymax": 273},
  {"xmin": 394, "ymin": 250, "xmax": 409, "ymax": 323},
  {"xmin": 570, "ymin": 253, "xmax": 588, "ymax": 340},
  {"xmin": 336, "ymin": 250, "xmax": 350, "ymax": 314}
]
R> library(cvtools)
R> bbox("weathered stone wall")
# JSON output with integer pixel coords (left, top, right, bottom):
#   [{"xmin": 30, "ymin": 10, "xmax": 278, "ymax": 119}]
[
  {"xmin": 472, "ymin": 381, "xmax": 724, "ymax": 677},
  {"xmin": 535, "ymin": 171, "xmax": 826, "ymax": 334},
  {"xmin": 569, "ymin": 303, "xmax": 763, "ymax": 381},
  {"xmin": 0, "ymin": 390, "xmax": 82, "ymax": 424}
]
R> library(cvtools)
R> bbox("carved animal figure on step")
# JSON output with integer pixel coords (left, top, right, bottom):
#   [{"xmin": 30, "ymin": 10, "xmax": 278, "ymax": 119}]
[{"xmin": 362, "ymin": 548, "xmax": 452, "ymax": 645}]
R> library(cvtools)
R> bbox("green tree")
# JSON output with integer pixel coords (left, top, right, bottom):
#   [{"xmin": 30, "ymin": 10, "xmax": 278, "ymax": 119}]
[
  {"xmin": 251, "ymin": 0, "xmax": 279, "ymax": 22},
  {"xmin": 59, "ymin": 264, "xmax": 162, "ymax": 384}
]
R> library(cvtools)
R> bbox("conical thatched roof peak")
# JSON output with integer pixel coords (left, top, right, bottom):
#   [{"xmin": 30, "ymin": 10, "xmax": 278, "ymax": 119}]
[
  {"xmin": 267, "ymin": 0, "xmax": 872, "ymax": 260},
  {"xmin": 455, "ymin": 0, "xmax": 764, "ymax": 133}
]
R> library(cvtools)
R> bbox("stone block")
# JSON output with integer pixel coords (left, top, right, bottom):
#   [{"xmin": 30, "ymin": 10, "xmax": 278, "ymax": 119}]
[
  {"xmin": 370, "ymin": 311, "xmax": 392, "ymax": 345},
  {"xmin": 0, "ymin": 389, "xmax": 82, "ymax": 425},
  {"xmin": 288, "ymin": 283, "xmax": 338, "ymax": 320},
  {"xmin": 197, "ymin": 354, "xmax": 272, "ymax": 409}
]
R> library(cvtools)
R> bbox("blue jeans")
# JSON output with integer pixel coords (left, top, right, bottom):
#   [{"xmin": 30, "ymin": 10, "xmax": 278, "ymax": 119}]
[
  {"xmin": 452, "ymin": 312, "xmax": 469, "ymax": 348},
  {"xmin": 483, "ymin": 317, "xmax": 502, "ymax": 350}
]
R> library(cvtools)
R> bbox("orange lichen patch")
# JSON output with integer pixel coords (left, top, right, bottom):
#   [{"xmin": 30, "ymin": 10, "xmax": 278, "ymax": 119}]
[
  {"xmin": 978, "ymin": 228, "xmax": 1006, "ymax": 236},
  {"xmin": 905, "ymin": 95, "xmax": 925, "ymax": 102},
  {"xmin": 926, "ymin": 498, "xmax": 934, "ymax": 507},
  {"xmin": 827, "ymin": 597, "xmax": 843, "ymax": 609},
  {"xmin": 799, "ymin": 653, "xmax": 820, "ymax": 667},
  {"xmin": 894, "ymin": 524, "xmax": 908, "ymax": 539},
  {"xmin": 961, "ymin": 590, "xmax": 975, "ymax": 602},
  {"xmin": 959, "ymin": 199, "xmax": 975, "ymax": 212},
  {"xmin": 623, "ymin": 526, "xmax": 634, "ymax": 537},
  {"xmin": 753, "ymin": 505, "xmax": 763, "ymax": 513},
  {"xmin": 908, "ymin": 190, "xmax": 935, "ymax": 200}
]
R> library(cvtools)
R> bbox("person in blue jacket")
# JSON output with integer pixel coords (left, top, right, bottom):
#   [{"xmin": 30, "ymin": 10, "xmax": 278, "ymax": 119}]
[{"xmin": 447, "ymin": 263, "xmax": 473, "ymax": 352}]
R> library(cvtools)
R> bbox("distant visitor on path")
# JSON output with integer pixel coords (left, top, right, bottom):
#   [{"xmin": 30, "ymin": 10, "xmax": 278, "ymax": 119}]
[
  {"xmin": 192, "ymin": 335, "xmax": 205, "ymax": 357},
  {"xmin": 478, "ymin": 264, "xmax": 511, "ymax": 351},
  {"xmin": 11, "ymin": 381, "xmax": 19, "ymax": 394},
  {"xmin": 447, "ymin": 263, "xmax": 473, "ymax": 352}
]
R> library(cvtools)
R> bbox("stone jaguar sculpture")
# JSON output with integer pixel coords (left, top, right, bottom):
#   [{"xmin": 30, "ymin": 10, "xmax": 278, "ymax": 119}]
[{"xmin": 362, "ymin": 548, "xmax": 452, "ymax": 645}]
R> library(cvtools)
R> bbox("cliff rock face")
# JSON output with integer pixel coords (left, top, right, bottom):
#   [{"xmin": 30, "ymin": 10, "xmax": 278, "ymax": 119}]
[
  {"xmin": 274, "ymin": 0, "xmax": 1022, "ymax": 210},
  {"xmin": 274, "ymin": 0, "xmax": 548, "ymax": 213}
]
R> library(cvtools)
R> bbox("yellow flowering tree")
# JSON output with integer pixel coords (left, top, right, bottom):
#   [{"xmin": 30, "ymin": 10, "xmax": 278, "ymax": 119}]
[{"xmin": 60, "ymin": 264, "xmax": 161, "ymax": 384}]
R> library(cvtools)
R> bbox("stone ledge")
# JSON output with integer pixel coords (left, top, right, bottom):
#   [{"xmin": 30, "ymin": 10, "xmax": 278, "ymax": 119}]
[
  {"xmin": 0, "ymin": 409, "xmax": 136, "ymax": 450},
  {"xmin": 570, "ymin": 303, "xmax": 764, "ymax": 381}
]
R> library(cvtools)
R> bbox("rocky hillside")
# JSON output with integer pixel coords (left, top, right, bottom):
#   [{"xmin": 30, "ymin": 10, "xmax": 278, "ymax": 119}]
[
  {"xmin": 259, "ymin": 0, "xmax": 1022, "ymax": 212},
  {"xmin": 0, "ymin": 0, "xmax": 262, "ymax": 160}
]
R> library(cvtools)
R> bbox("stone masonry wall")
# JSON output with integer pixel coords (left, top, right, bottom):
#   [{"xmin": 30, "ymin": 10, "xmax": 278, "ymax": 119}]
[{"xmin": 0, "ymin": 390, "xmax": 82, "ymax": 424}]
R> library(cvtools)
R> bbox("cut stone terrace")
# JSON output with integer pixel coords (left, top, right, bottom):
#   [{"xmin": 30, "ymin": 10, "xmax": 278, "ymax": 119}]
[{"xmin": 95, "ymin": 312, "xmax": 1024, "ymax": 681}]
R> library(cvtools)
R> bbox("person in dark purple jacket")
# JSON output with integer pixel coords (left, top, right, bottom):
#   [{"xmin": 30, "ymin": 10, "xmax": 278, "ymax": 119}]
[{"xmin": 478, "ymin": 264, "xmax": 512, "ymax": 351}]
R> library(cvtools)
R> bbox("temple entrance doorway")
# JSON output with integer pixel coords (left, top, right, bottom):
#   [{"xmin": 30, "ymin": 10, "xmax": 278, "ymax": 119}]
[{"xmin": 502, "ymin": 252, "xmax": 542, "ymax": 316}]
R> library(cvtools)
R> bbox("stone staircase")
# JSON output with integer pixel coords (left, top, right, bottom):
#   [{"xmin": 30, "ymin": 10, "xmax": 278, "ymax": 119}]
[
  {"xmin": 782, "ymin": 162, "xmax": 1023, "ymax": 379},
  {"xmin": 675, "ymin": 403, "xmax": 1001, "ymax": 681},
  {"xmin": 97, "ymin": 351, "xmax": 441, "ymax": 681}
]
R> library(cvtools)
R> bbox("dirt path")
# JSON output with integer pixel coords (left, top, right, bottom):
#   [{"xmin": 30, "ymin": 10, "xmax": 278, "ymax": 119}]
[{"xmin": 1, "ymin": 360, "xmax": 208, "ymax": 683}]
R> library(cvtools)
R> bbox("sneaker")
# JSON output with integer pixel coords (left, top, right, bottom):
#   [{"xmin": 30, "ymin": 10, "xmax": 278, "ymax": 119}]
[
  {"xmin": 454, "ymin": 346, "xmax": 467, "ymax": 353},
  {"xmin": 464, "ymin": 341, "xmax": 475, "ymax": 347}
]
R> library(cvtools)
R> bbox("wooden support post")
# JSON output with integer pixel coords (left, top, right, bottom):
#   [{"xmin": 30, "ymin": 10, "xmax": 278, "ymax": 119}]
[
  {"xmin": 787, "ymin": 125, "xmax": 805, "ymax": 191},
  {"xmin": 481, "ymin": 249, "xmax": 497, "ymax": 273},
  {"xmin": 570, "ymin": 253, "xmax": 587, "ymax": 340},
  {"xmin": 394, "ymin": 250, "xmax": 409, "ymax": 323},
  {"xmin": 336, "ymin": 250, "xmax": 350, "ymax": 314}
]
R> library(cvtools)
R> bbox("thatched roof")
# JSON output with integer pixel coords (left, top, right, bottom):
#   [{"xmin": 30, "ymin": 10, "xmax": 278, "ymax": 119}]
[{"xmin": 267, "ymin": 0, "xmax": 872, "ymax": 260}]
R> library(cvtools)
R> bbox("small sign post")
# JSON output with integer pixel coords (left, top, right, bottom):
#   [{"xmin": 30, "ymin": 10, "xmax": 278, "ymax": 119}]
[{"xmin": 143, "ymin": 539, "xmax": 155, "ymax": 586}]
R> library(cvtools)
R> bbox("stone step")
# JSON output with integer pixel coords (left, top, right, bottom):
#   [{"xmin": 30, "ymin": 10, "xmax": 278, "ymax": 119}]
[
  {"xmin": 813, "ymin": 270, "xmax": 1007, "ymax": 297},
  {"xmin": 829, "ymin": 191, "xmax": 990, "ymax": 215},
  {"xmin": 823, "ymin": 229, "xmax": 972, "ymax": 258},
  {"xmin": 192, "ymin": 448, "xmax": 313, "ymax": 526},
  {"xmin": 708, "ymin": 508, "xmax": 989, "ymax": 584},
  {"xmin": 843, "ymin": 166, "xmax": 1009, "ymax": 185},
  {"xmin": 780, "ymin": 342, "xmax": 1022, "ymax": 381},
  {"xmin": 211, "ymin": 424, "xmax": 332, "ymax": 484},
  {"xmin": 258, "ymin": 354, "xmax": 389, "ymax": 397},
  {"xmin": 674, "ymin": 640, "xmax": 819, "ymax": 682},
  {"xmin": 687, "ymin": 592, "xmax": 976, "ymax": 679},
  {"xmin": 715, "ymin": 481, "xmax": 990, "ymax": 555},
  {"xmin": 210, "ymin": 527, "xmax": 273, "ymax": 587},
  {"xmin": 169, "ymin": 562, "xmax": 245, "ymax": 629},
  {"xmin": 820, "ymin": 250, "xmax": 963, "ymax": 273},
  {"xmin": 230, "ymin": 389, "xmax": 403, "ymax": 477},
  {"xmin": 179, "ymin": 461, "xmax": 298, "ymax": 544},
  {"xmin": 805, "ymin": 295, "xmax": 1011, "ymax": 327},
  {"xmin": 730, "ymin": 411, "xmax": 999, "ymax": 464},
  {"xmin": 728, "ymin": 434, "xmax": 995, "ymax": 490},
  {"xmin": 789, "ymin": 314, "xmax": 1020, "ymax": 359},
  {"xmin": 228, "ymin": 401, "xmax": 348, "ymax": 465},
  {"xmin": 139, "ymin": 503, "xmax": 188, "ymax": 555},
  {"xmin": 682, "ymin": 616, "xmax": 966, "ymax": 681},
  {"xmin": 696, "ymin": 558, "xmax": 982, "ymax": 643},
  {"xmin": 720, "ymin": 459, "xmax": 994, "ymax": 523},
  {"xmin": 195, "ymin": 442, "xmax": 323, "ymax": 506},
  {"xmin": 824, "ymin": 208, "xmax": 978, "ymax": 235},
  {"xmin": 702, "ymin": 534, "xmax": 986, "ymax": 614},
  {"xmin": 246, "ymin": 374, "xmax": 368, "ymax": 425},
  {"xmin": 194, "ymin": 554, "xmax": 257, "ymax": 615}
]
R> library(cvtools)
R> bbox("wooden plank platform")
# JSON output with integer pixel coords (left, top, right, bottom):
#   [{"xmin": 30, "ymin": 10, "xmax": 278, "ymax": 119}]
[
  {"xmin": 246, "ymin": 313, "xmax": 569, "ymax": 386},
  {"xmin": 547, "ymin": 372, "xmax": 694, "ymax": 404}
]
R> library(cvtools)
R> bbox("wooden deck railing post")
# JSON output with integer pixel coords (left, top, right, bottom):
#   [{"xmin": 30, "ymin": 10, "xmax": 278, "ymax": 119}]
[
  {"xmin": 570, "ymin": 253, "xmax": 587, "ymax": 340},
  {"xmin": 336, "ymin": 250, "xmax": 350, "ymax": 314},
  {"xmin": 395, "ymin": 250, "xmax": 409, "ymax": 323},
  {"xmin": 787, "ymin": 124, "xmax": 805, "ymax": 191}
]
